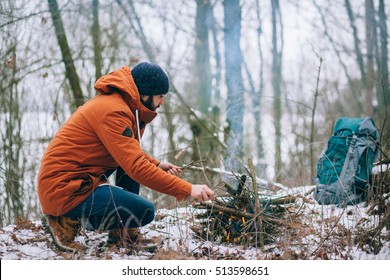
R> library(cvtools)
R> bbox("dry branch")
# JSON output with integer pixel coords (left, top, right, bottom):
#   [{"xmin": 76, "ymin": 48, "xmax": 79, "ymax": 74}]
[
  {"xmin": 193, "ymin": 172, "xmax": 298, "ymax": 246},
  {"xmin": 196, "ymin": 201, "xmax": 284, "ymax": 225}
]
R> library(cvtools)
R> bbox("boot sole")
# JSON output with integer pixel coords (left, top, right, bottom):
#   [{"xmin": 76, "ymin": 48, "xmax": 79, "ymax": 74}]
[{"xmin": 42, "ymin": 215, "xmax": 86, "ymax": 253}]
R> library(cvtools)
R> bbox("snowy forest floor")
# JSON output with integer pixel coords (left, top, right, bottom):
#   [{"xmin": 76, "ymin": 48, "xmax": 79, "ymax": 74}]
[{"xmin": 1, "ymin": 185, "xmax": 389, "ymax": 260}]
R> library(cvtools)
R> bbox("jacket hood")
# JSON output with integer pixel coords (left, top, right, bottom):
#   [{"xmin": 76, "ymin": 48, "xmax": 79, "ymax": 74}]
[{"xmin": 94, "ymin": 66, "xmax": 157, "ymax": 124}]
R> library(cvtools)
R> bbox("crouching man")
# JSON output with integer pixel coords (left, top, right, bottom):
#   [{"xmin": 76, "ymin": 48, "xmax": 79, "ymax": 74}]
[{"xmin": 38, "ymin": 62, "xmax": 214, "ymax": 252}]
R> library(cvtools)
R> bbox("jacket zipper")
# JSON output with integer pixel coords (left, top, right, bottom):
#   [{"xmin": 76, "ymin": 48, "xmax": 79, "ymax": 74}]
[{"xmin": 135, "ymin": 109, "xmax": 142, "ymax": 147}]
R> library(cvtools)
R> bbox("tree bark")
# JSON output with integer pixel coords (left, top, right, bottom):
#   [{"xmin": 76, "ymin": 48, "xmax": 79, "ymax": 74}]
[
  {"xmin": 195, "ymin": 0, "xmax": 212, "ymax": 114},
  {"xmin": 92, "ymin": 0, "xmax": 103, "ymax": 82},
  {"xmin": 345, "ymin": 0, "xmax": 367, "ymax": 88},
  {"xmin": 210, "ymin": 3, "xmax": 222, "ymax": 105},
  {"xmin": 254, "ymin": 0, "xmax": 266, "ymax": 177},
  {"xmin": 271, "ymin": 0, "xmax": 283, "ymax": 182},
  {"xmin": 189, "ymin": 0, "xmax": 217, "ymax": 165},
  {"xmin": 365, "ymin": 0, "xmax": 375, "ymax": 116},
  {"xmin": 47, "ymin": 0, "xmax": 84, "ymax": 109},
  {"xmin": 377, "ymin": 0, "xmax": 390, "ymax": 149}
]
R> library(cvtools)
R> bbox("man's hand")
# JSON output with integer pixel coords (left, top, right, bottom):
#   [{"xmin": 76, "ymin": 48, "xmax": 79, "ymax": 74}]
[
  {"xmin": 191, "ymin": 184, "xmax": 215, "ymax": 201},
  {"xmin": 157, "ymin": 162, "xmax": 182, "ymax": 176}
]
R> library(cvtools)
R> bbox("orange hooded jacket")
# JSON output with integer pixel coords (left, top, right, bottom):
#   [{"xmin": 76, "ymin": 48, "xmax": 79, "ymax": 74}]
[{"xmin": 38, "ymin": 66, "xmax": 192, "ymax": 216}]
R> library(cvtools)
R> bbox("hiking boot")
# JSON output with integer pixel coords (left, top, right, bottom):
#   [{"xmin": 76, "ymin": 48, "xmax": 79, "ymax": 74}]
[{"xmin": 43, "ymin": 215, "xmax": 86, "ymax": 253}]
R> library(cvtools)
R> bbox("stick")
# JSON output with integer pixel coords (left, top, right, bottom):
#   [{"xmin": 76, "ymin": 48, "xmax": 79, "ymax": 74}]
[
  {"xmin": 262, "ymin": 195, "xmax": 297, "ymax": 205},
  {"xmin": 197, "ymin": 201, "xmax": 284, "ymax": 225},
  {"xmin": 248, "ymin": 158, "xmax": 264, "ymax": 247}
]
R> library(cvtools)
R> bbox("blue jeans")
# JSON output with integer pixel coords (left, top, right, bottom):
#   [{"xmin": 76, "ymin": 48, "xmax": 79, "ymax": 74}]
[{"xmin": 64, "ymin": 184, "xmax": 155, "ymax": 230}]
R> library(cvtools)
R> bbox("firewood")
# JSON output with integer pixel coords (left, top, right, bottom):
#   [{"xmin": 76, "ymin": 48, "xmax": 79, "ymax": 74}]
[
  {"xmin": 262, "ymin": 195, "xmax": 297, "ymax": 205},
  {"xmin": 191, "ymin": 166, "xmax": 299, "ymax": 246},
  {"xmin": 197, "ymin": 201, "xmax": 285, "ymax": 225},
  {"xmin": 248, "ymin": 158, "xmax": 264, "ymax": 247}
]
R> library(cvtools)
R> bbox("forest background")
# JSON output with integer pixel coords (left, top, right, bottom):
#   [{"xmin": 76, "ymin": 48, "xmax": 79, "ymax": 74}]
[{"xmin": 0, "ymin": 0, "xmax": 389, "ymax": 227}]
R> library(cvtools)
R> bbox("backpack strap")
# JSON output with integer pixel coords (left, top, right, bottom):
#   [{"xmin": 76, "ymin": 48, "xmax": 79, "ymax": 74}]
[{"xmin": 339, "ymin": 134, "xmax": 357, "ymax": 183}]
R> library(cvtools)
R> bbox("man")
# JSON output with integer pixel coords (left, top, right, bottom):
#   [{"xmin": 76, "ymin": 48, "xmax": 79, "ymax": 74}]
[{"xmin": 38, "ymin": 62, "xmax": 215, "ymax": 252}]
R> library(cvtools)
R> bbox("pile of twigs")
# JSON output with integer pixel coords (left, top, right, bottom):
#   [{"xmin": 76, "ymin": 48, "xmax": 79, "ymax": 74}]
[{"xmin": 192, "ymin": 173, "xmax": 297, "ymax": 247}]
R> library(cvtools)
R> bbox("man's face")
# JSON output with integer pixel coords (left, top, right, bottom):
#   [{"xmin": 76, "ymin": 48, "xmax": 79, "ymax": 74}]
[{"xmin": 141, "ymin": 95, "xmax": 165, "ymax": 111}]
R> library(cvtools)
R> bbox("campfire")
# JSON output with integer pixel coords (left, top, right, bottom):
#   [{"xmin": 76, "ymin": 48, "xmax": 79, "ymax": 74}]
[{"xmin": 192, "ymin": 172, "xmax": 297, "ymax": 247}]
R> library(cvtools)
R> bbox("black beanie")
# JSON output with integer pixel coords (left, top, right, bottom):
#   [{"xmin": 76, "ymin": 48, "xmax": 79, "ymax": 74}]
[{"xmin": 131, "ymin": 62, "xmax": 169, "ymax": 95}]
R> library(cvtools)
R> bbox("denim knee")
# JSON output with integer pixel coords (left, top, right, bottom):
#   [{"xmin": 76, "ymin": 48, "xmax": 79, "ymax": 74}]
[
  {"xmin": 140, "ymin": 200, "xmax": 155, "ymax": 226},
  {"xmin": 64, "ymin": 185, "xmax": 156, "ymax": 229}
]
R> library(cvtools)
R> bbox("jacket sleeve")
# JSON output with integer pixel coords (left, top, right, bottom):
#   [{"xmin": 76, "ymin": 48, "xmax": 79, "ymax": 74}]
[
  {"xmin": 143, "ymin": 153, "xmax": 160, "ymax": 166},
  {"xmin": 95, "ymin": 109, "xmax": 191, "ymax": 200}
]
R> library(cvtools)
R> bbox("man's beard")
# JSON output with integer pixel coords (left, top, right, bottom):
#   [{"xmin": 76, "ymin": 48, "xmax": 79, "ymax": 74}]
[{"xmin": 141, "ymin": 96, "xmax": 157, "ymax": 111}]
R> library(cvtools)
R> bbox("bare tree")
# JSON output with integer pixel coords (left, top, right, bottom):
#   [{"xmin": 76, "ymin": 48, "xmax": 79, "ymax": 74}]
[
  {"xmin": 271, "ymin": 0, "xmax": 283, "ymax": 182},
  {"xmin": 365, "ymin": 0, "xmax": 376, "ymax": 116},
  {"xmin": 312, "ymin": 0, "xmax": 362, "ymax": 113},
  {"xmin": 47, "ymin": 0, "xmax": 84, "ymax": 109},
  {"xmin": 345, "ymin": 0, "xmax": 368, "ymax": 97},
  {"xmin": 209, "ymin": 1, "xmax": 222, "ymax": 106},
  {"xmin": 254, "ymin": 0, "xmax": 266, "ymax": 177},
  {"xmin": 377, "ymin": 0, "xmax": 390, "ymax": 149},
  {"xmin": 115, "ymin": 0, "xmax": 156, "ymax": 63},
  {"xmin": 194, "ymin": 0, "xmax": 212, "ymax": 115},
  {"xmin": 0, "ymin": 1, "xmax": 26, "ymax": 224},
  {"xmin": 188, "ymin": 0, "xmax": 219, "ymax": 164},
  {"xmin": 92, "ymin": 0, "xmax": 103, "ymax": 82}
]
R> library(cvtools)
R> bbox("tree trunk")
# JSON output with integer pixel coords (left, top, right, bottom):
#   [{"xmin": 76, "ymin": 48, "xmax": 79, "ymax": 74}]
[
  {"xmin": 254, "ymin": 0, "xmax": 266, "ymax": 177},
  {"xmin": 223, "ymin": 0, "xmax": 244, "ymax": 172},
  {"xmin": 189, "ymin": 0, "xmax": 219, "ymax": 166},
  {"xmin": 377, "ymin": 0, "xmax": 390, "ymax": 149},
  {"xmin": 92, "ymin": 0, "xmax": 102, "ymax": 82},
  {"xmin": 0, "ymin": 45, "xmax": 25, "ymax": 223},
  {"xmin": 209, "ymin": 2, "xmax": 223, "ymax": 166},
  {"xmin": 345, "ymin": 0, "xmax": 367, "ymax": 88},
  {"xmin": 365, "ymin": 0, "xmax": 375, "ymax": 116},
  {"xmin": 164, "ymin": 98, "xmax": 177, "ymax": 163},
  {"xmin": 210, "ymin": 3, "xmax": 222, "ymax": 105},
  {"xmin": 271, "ymin": 0, "xmax": 283, "ymax": 182},
  {"xmin": 47, "ymin": 0, "xmax": 84, "ymax": 109},
  {"xmin": 195, "ymin": 0, "xmax": 212, "ymax": 114}
]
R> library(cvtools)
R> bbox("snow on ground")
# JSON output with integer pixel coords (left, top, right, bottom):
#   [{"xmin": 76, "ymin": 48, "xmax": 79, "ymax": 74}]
[{"xmin": 0, "ymin": 185, "xmax": 389, "ymax": 260}]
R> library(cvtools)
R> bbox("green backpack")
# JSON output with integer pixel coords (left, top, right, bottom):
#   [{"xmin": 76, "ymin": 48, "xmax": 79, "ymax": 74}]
[{"xmin": 315, "ymin": 117, "xmax": 380, "ymax": 205}]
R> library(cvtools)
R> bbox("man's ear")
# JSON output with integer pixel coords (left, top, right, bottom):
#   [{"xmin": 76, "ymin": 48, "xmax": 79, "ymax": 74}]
[{"xmin": 140, "ymin": 95, "xmax": 153, "ymax": 102}]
